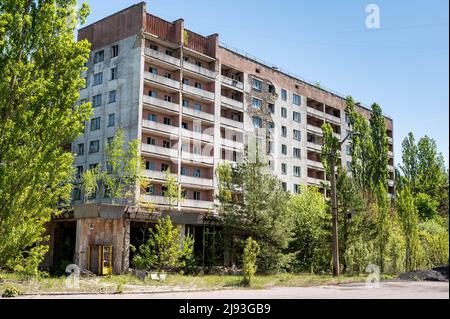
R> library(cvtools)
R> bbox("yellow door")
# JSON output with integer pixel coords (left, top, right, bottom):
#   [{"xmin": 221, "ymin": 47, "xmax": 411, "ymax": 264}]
[{"xmin": 101, "ymin": 245, "xmax": 113, "ymax": 275}]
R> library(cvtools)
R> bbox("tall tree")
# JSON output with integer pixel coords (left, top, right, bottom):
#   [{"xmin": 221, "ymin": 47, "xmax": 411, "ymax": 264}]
[
  {"xmin": 0, "ymin": 1, "xmax": 91, "ymax": 267},
  {"xmin": 369, "ymin": 103, "xmax": 389, "ymax": 191},
  {"xmin": 399, "ymin": 132, "xmax": 418, "ymax": 192},
  {"xmin": 216, "ymin": 151, "xmax": 293, "ymax": 273},
  {"xmin": 397, "ymin": 187, "xmax": 422, "ymax": 271},
  {"xmin": 345, "ymin": 96, "xmax": 373, "ymax": 195},
  {"xmin": 416, "ymin": 136, "xmax": 446, "ymax": 198}
]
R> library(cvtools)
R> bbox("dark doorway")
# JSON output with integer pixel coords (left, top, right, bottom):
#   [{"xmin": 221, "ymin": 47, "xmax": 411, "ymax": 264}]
[
  {"xmin": 129, "ymin": 221, "xmax": 154, "ymax": 266},
  {"xmin": 52, "ymin": 221, "xmax": 76, "ymax": 274}
]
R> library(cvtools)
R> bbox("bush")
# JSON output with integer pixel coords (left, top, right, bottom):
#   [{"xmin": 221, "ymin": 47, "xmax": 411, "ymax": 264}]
[
  {"xmin": 2, "ymin": 285, "xmax": 21, "ymax": 298},
  {"xmin": 344, "ymin": 237, "xmax": 376, "ymax": 275},
  {"xmin": 242, "ymin": 237, "xmax": 260, "ymax": 287},
  {"xmin": 5, "ymin": 245, "xmax": 49, "ymax": 279},
  {"xmin": 419, "ymin": 218, "xmax": 449, "ymax": 268},
  {"xmin": 415, "ymin": 193, "xmax": 439, "ymax": 221}
]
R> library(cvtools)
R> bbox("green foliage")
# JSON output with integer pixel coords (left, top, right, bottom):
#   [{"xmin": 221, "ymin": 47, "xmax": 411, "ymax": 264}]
[
  {"xmin": 369, "ymin": 103, "xmax": 389, "ymax": 189},
  {"xmin": 242, "ymin": 237, "xmax": 260, "ymax": 286},
  {"xmin": 288, "ymin": 186, "xmax": 330, "ymax": 273},
  {"xmin": 415, "ymin": 193, "xmax": 439, "ymax": 221},
  {"xmin": 131, "ymin": 216, "xmax": 194, "ymax": 273},
  {"xmin": 399, "ymin": 132, "xmax": 418, "ymax": 192},
  {"xmin": 344, "ymin": 237, "xmax": 376, "ymax": 275},
  {"xmin": 80, "ymin": 128, "xmax": 143, "ymax": 205},
  {"xmin": 217, "ymin": 151, "xmax": 294, "ymax": 273},
  {"xmin": 384, "ymin": 219, "xmax": 406, "ymax": 274},
  {"xmin": 5, "ymin": 245, "xmax": 49, "ymax": 279},
  {"xmin": 2, "ymin": 284, "xmax": 21, "ymax": 298},
  {"xmin": 419, "ymin": 218, "xmax": 449, "ymax": 268},
  {"xmin": 163, "ymin": 169, "xmax": 184, "ymax": 210},
  {"xmin": 0, "ymin": 1, "xmax": 91, "ymax": 268},
  {"xmin": 320, "ymin": 123, "xmax": 339, "ymax": 175},
  {"xmin": 397, "ymin": 187, "xmax": 422, "ymax": 271}
]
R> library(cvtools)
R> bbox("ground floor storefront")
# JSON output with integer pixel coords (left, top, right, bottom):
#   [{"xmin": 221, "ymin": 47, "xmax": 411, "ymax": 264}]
[{"xmin": 42, "ymin": 204, "xmax": 224, "ymax": 275}]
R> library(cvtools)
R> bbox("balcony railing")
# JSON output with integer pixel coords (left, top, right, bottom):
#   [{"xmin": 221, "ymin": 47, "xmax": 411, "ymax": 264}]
[
  {"xmin": 220, "ymin": 117, "xmax": 244, "ymax": 129},
  {"xmin": 181, "ymin": 151, "xmax": 214, "ymax": 165},
  {"xmin": 221, "ymin": 75, "xmax": 244, "ymax": 90},
  {"xmin": 142, "ymin": 95, "xmax": 179, "ymax": 113},
  {"xmin": 182, "ymin": 84, "xmax": 215, "ymax": 100},
  {"xmin": 144, "ymin": 47, "xmax": 181, "ymax": 67},
  {"xmin": 180, "ymin": 175, "xmax": 214, "ymax": 188},
  {"xmin": 182, "ymin": 199, "xmax": 214, "ymax": 210},
  {"xmin": 183, "ymin": 61, "xmax": 216, "ymax": 78},
  {"xmin": 183, "ymin": 106, "xmax": 215, "ymax": 122},
  {"xmin": 307, "ymin": 159, "xmax": 324, "ymax": 169},
  {"xmin": 221, "ymin": 96, "xmax": 244, "ymax": 110},
  {"xmin": 142, "ymin": 170, "xmax": 176, "ymax": 181},
  {"xmin": 307, "ymin": 124, "xmax": 323, "ymax": 135},
  {"xmin": 307, "ymin": 142, "xmax": 322, "ymax": 152},
  {"xmin": 324, "ymin": 112, "xmax": 341, "ymax": 124},
  {"xmin": 307, "ymin": 106, "xmax": 324, "ymax": 118},
  {"xmin": 142, "ymin": 195, "xmax": 170, "ymax": 206},
  {"xmin": 141, "ymin": 143, "xmax": 178, "ymax": 158},
  {"xmin": 221, "ymin": 138, "xmax": 244, "ymax": 150},
  {"xmin": 144, "ymin": 71, "xmax": 180, "ymax": 90},
  {"xmin": 181, "ymin": 128, "xmax": 214, "ymax": 143},
  {"xmin": 142, "ymin": 119, "xmax": 179, "ymax": 135}
]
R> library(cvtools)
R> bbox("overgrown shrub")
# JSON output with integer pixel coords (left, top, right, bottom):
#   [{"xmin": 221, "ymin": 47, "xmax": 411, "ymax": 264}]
[
  {"xmin": 5, "ymin": 245, "xmax": 48, "ymax": 279},
  {"xmin": 242, "ymin": 237, "xmax": 260, "ymax": 287},
  {"xmin": 419, "ymin": 218, "xmax": 449, "ymax": 268},
  {"xmin": 344, "ymin": 237, "xmax": 376, "ymax": 275},
  {"xmin": 2, "ymin": 285, "xmax": 21, "ymax": 298}
]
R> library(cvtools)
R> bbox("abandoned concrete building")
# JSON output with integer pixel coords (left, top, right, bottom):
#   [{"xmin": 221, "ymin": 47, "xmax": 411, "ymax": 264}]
[{"xmin": 43, "ymin": 2, "xmax": 395, "ymax": 274}]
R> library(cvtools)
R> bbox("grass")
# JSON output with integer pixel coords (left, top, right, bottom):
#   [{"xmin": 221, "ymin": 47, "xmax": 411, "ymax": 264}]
[{"xmin": 0, "ymin": 271, "xmax": 392, "ymax": 296}]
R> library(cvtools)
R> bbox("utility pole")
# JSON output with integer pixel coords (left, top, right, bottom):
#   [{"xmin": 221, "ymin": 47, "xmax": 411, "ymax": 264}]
[{"xmin": 328, "ymin": 131, "xmax": 359, "ymax": 277}]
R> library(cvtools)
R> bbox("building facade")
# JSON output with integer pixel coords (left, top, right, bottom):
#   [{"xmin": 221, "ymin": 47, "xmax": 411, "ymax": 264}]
[{"xmin": 44, "ymin": 2, "xmax": 395, "ymax": 274}]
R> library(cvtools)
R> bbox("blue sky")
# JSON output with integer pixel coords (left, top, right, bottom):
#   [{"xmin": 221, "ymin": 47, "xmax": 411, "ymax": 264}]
[{"xmin": 81, "ymin": 0, "xmax": 449, "ymax": 167}]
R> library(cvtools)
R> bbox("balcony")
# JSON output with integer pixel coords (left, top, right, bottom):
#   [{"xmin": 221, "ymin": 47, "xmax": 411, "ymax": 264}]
[
  {"xmin": 182, "ymin": 84, "xmax": 215, "ymax": 100},
  {"xmin": 144, "ymin": 47, "xmax": 181, "ymax": 67},
  {"xmin": 182, "ymin": 128, "xmax": 214, "ymax": 143},
  {"xmin": 180, "ymin": 175, "xmax": 214, "ymax": 188},
  {"xmin": 221, "ymin": 75, "xmax": 244, "ymax": 90},
  {"xmin": 183, "ymin": 61, "xmax": 216, "ymax": 79},
  {"xmin": 307, "ymin": 142, "xmax": 322, "ymax": 152},
  {"xmin": 183, "ymin": 107, "xmax": 215, "ymax": 122},
  {"xmin": 307, "ymin": 177, "xmax": 324, "ymax": 186},
  {"xmin": 142, "ymin": 195, "xmax": 170, "ymax": 206},
  {"xmin": 307, "ymin": 159, "xmax": 324, "ymax": 169},
  {"xmin": 181, "ymin": 151, "xmax": 214, "ymax": 165},
  {"xmin": 221, "ymin": 96, "xmax": 244, "ymax": 110},
  {"xmin": 307, "ymin": 106, "xmax": 323, "ymax": 118},
  {"xmin": 142, "ymin": 170, "xmax": 176, "ymax": 181},
  {"xmin": 324, "ymin": 112, "xmax": 341, "ymax": 125},
  {"xmin": 182, "ymin": 199, "xmax": 214, "ymax": 210},
  {"xmin": 307, "ymin": 124, "xmax": 323, "ymax": 135},
  {"xmin": 388, "ymin": 150, "xmax": 394, "ymax": 157},
  {"xmin": 388, "ymin": 164, "xmax": 394, "ymax": 172},
  {"xmin": 141, "ymin": 143, "xmax": 178, "ymax": 158},
  {"xmin": 142, "ymin": 95, "xmax": 179, "ymax": 113},
  {"xmin": 142, "ymin": 119, "xmax": 179, "ymax": 136},
  {"xmin": 144, "ymin": 71, "xmax": 180, "ymax": 90},
  {"xmin": 221, "ymin": 138, "xmax": 244, "ymax": 150},
  {"xmin": 220, "ymin": 117, "xmax": 244, "ymax": 130}
]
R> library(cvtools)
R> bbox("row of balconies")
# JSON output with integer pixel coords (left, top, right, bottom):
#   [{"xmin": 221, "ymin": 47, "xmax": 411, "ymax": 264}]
[
  {"xmin": 145, "ymin": 47, "xmax": 244, "ymax": 91},
  {"xmin": 142, "ymin": 195, "xmax": 214, "ymax": 210},
  {"xmin": 142, "ymin": 169, "xmax": 214, "ymax": 188},
  {"xmin": 143, "ymin": 95, "xmax": 244, "ymax": 129}
]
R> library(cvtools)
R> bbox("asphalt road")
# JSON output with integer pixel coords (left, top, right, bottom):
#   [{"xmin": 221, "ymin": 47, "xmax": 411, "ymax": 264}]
[{"xmin": 15, "ymin": 281, "xmax": 449, "ymax": 299}]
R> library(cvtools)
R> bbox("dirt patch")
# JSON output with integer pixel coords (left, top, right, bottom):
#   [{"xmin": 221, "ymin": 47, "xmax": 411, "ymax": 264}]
[{"xmin": 399, "ymin": 265, "xmax": 449, "ymax": 282}]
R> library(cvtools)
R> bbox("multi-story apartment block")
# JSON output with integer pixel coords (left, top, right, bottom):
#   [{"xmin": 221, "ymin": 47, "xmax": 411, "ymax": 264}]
[{"xmin": 43, "ymin": 3, "xmax": 394, "ymax": 274}]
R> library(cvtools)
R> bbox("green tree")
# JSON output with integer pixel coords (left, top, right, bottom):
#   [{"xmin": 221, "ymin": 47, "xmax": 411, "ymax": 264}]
[
  {"xmin": 415, "ymin": 193, "xmax": 439, "ymax": 221},
  {"xmin": 162, "ymin": 169, "xmax": 184, "ymax": 211},
  {"xmin": 369, "ymin": 103, "xmax": 389, "ymax": 191},
  {"xmin": 102, "ymin": 128, "xmax": 142, "ymax": 205},
  {"xmin": 216, "ymin": 151, "xmax": 293, "ymax": 273},
  {"xmin": 80, "ymin": 128, "xmax": 143, "ymax": 205},
  {"xmin": 131, "ymin": 216, "xmax": 194, "ymax": 273},
  {"xmin": 242, "ymin": 237, "xmax": 260, "ymax": 287},
  {"xmin": 399, "ymin": 132, "xmax": 418, "ymax": 192},
  {"xmin": 0, "ymin": 1, "xmax": 91, "ymax": 268},
  {"xmin": 345, "ymin": 96, "xmax": 373, "ymax": 195},
  {"xmin": 397, "ymin": 187, "xmax": 422, "ymax": 271},
  {"xmin": 288, "ymin": 186, "xmax": 330, "ymax": 273}
]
